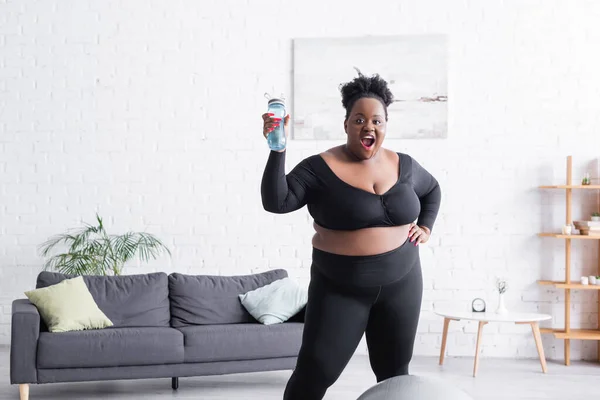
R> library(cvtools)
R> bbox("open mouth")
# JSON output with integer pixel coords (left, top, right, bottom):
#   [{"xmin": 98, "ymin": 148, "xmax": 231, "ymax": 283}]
[{"xmin": 360, "ymin": 135, "xmax": 375, "ymax": 149}]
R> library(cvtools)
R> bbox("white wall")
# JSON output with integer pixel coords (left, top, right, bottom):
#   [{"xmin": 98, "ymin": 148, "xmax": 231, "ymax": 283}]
[{"xmin": 1, "ymin": 0, "xmax": 600, "ymax": 362}]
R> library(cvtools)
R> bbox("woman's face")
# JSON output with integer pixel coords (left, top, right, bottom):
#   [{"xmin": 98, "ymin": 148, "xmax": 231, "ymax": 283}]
[{"xmin": 344, "ymin": 97, "xmax": 387, "ymax": 160}]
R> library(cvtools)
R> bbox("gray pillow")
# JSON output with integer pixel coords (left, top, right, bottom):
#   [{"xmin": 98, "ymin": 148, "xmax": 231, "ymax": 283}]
[
  {"xmin": 168, "ymin": 269, "xmax": 288, "ymax": 327},
  {"xmin": 239, "ymin": 278, "xmax": 308, "ymax": 325},
  {"xmin": 36, "ymin": 271, "xmax": 170, "ymax": 327}
]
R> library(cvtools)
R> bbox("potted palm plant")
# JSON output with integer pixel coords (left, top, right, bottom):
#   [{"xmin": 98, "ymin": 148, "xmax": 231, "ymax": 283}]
[
  {"xmin": 592, "ymin": 212, "xmax": 600, "ymax": 222},
  {"xmin": 39, "ymin": 214, "xmax": 171, "ymax": 275}
]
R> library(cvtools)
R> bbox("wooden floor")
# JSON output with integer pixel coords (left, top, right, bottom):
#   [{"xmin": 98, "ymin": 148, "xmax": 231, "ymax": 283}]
[{"xmin": 1, "ymin": 346, "xmax": 598, "ymax": 399}]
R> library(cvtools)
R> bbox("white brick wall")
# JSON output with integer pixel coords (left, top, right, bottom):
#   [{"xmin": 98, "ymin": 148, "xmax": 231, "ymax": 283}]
[{"xmin": 1, "ymin": 0, "xmax": 600, "ymax": 361}]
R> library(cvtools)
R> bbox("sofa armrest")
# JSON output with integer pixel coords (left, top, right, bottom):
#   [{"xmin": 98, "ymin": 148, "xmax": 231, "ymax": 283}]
[{"xmin": 10, "ymin": 299, "xmax": 40, "ymax": 384}]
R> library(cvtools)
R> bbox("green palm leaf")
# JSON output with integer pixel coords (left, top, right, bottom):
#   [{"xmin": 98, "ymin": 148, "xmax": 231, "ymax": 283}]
[
  {"xmin": 39, "ymin": 214, "xmax": 170, "ymax": 276},
  {"xmin": 111, "ymin": 232, "xmax": 138, "ymax": 262},
  {"xmin": 38, "ymin": 216, "xmax": 104, "ymax": 257},
  {"xmin": 44, "ymin": 252, "xmax": 103, "ymax": 275},
  {"xmin": 109, "ymin": 232, "xmax": 172, "ymax": 274}
]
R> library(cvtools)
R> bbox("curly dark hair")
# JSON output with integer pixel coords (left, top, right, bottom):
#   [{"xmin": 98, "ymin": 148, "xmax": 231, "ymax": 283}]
[{"xmin": 339, "ymin": 68, "xmax": 394, "ymax": 120}]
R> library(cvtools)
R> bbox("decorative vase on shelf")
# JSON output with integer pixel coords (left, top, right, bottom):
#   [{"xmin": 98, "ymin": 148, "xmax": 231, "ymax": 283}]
[{"xmin": 495, "ymin": 292, "xmax": 508, "ymax": 315}]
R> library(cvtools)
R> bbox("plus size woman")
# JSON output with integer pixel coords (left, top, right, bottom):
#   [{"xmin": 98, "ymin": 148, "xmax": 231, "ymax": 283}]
[{"xmin": 260, "ymin": 71, "xmax": 441, "ymax": 400}]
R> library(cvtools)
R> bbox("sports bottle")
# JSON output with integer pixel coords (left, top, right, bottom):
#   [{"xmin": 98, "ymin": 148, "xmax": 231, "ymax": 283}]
[{"xmin": 266, "ymin": 95, "xmax": 286, "ymax": 151}]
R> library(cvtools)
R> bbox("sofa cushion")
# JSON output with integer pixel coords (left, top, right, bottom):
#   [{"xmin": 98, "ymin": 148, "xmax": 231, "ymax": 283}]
[
  {"xmin": 36, "ymin": 271, "xmax": 170, "ymax": 327},
  {"xmin": 177, "ymin": 322, "xmax": 303, "ymax": 363},
  {"xmin": 169, "ymin": 269, "xmax": 288, "ymax": 327},
  {"xmin": 37, "ymin": 327, "xmax": 184, "ymax": 369},
  {"xmin": 239, "ymin": 277, "xmax": 308, "ymax": 325},
  {"xmin": 25, "ymin": 276, "xmax": 113, "ymax": 332}
]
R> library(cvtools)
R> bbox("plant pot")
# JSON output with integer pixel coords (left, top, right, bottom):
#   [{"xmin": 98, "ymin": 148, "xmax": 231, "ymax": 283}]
[{"xmin": 591, "ymin": 216, "xmax": 600, "ymax": 222}]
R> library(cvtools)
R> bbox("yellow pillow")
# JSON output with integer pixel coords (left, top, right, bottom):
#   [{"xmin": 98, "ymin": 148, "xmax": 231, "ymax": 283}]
[{"xmin": 25, "ymin": 276, "xmax": 113, "ymax": 333}]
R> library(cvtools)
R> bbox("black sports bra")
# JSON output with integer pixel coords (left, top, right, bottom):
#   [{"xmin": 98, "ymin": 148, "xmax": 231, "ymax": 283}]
[{"xmin": 261, "ymin": 150, "xmax": 441, "ymax": 232}]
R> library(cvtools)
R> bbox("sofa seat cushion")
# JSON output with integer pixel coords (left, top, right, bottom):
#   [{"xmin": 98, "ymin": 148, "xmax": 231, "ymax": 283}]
[
  {"xmin": 37, "ymin": 327, "xmax": 184, "ymax": 369},
  {"xmin": 178, "ymin": 322, "xmax": 303, "ymax": 363}
]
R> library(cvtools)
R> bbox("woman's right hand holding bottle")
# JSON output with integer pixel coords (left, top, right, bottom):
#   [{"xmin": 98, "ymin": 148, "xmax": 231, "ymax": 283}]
[{"xmin": 262, "ymin": 113, "xmax": 290, "ymax": 152}]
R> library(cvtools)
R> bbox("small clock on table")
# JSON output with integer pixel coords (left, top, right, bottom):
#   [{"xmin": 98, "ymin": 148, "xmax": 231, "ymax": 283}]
[{"xmin": 472, "ymin": 298, "xmax": 486, "ymax": 313}]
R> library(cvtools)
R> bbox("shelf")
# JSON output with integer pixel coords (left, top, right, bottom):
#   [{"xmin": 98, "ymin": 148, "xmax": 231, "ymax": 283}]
[
  {"xmin": 539, "ymin": 185, "xmax": 600, "ymax": 189},
  {"xmin": 538, "ymin": 156, "xmax": 600, "ymax": 364},
  {"xmin": 540, "ymin": 328, "xmax": 600, "ymax": 340},
  {"xmin": 538, "ymin": 280, "xmax": 600, "ymax": 290},
  {"xmin": 538, "ymin": 233, "xmax": 600, "ymax": 239}
]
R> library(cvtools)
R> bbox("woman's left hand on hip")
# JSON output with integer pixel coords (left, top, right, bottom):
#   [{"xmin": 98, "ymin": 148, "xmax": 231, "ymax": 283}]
[{"xmin": 408, "ymin": 223, "xmax": 430, "ymax": 246}]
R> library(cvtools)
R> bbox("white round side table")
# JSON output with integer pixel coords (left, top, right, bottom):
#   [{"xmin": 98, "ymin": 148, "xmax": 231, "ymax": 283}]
[{"xmin": 434, "ymin": 309, "xmax": 552, "ymax": 377}]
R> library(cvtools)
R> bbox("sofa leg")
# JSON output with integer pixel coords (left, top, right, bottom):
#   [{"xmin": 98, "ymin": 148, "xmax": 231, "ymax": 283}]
[
  {"xmin": 19, "ymin": 384, "xmax": 29, "ymax": 400},
  {"xmin": 171, "ymin": 377, "xmax": 179, "ymax": 390}
]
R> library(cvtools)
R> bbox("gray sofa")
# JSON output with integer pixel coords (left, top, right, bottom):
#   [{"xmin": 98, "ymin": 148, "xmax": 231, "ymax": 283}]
[{"xmin": 10, "ymin": 269, "xmax": 304, "ymax": 399}]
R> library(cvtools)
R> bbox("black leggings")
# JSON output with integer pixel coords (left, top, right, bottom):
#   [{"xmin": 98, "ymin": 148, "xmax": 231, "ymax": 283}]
[{"xmin": 283, "ymin": 239, "xmax": 422, "ymax": 400}]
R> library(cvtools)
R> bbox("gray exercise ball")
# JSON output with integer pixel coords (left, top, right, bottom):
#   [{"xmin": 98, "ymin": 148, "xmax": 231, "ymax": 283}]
[{"xmin": 357, "ymin": 375, "xmax": 473, "ymax": 400}]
